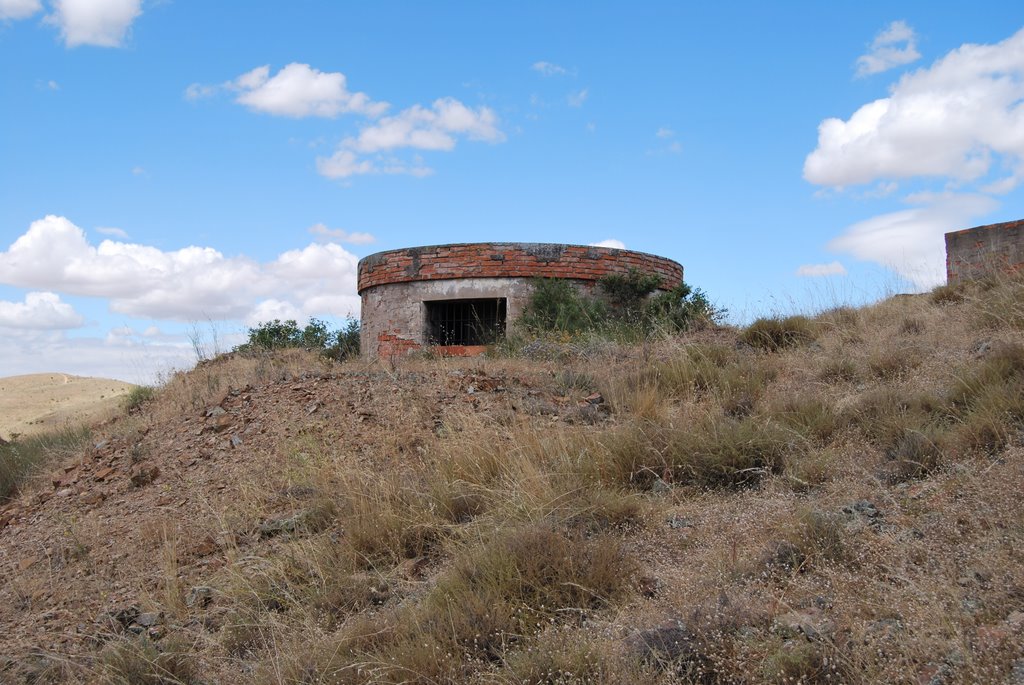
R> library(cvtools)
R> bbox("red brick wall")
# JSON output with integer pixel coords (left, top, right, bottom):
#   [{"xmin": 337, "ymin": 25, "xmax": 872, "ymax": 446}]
[
  {"xmin": 945, "ymin": 219, "xmax": 1024, "ymax": 283},
  {"xmin": 357, "ymin": 243, "xmax": 683, "ymax": 293}
]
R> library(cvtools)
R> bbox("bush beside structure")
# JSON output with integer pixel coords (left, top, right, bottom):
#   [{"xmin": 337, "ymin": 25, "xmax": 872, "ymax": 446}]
[{"xmin": 357, "ymin": 243, "xmax": 683, "ymax": 358}]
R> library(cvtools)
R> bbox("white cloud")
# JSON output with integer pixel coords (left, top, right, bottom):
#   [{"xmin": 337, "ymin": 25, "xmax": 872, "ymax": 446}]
[
  {"xmin": 828, "ymin": 193, "xmax": 998, "ymax": 288},
  {"xmin": 0, "ymin": 0, "xmax": 40, "ymax": 20},
  {"xmin": 346, "ymin": 97, "xmax": 503, "ymax": 153},
  {"xmin": 0, "ymin": 328, "xmax": 196, "ymax": 385},
  {"xmin": 796, "ymin": 261, "xmax": 847, "ymax": 277},
  {"xmin": 308, "ymin": 223, "xmax": 376, "ymax": 245},
  {"xmin": 184, "ymin": 83, "xmax": 218, "ymax": 101},
  {"xmin": 0, "ymin": 292, "xmax": 84, "ymax": 329},
  {"xmin": 856, "ymin": 20, "xmax": 921, "ymax": 77},
  {"xmin": 96, "ymin": 226, "xmax": 129, "ymax": 238},
  {"xmin": 532, "ymin": 61, "xmax": 570, "ymax": 77},
  {"xmin": 590, "ymin": 239, "xmax": 626, "ymax": 249},
  {"xmin": 806, "ymin": 27, "xmax": 1024, "ymax": 188},
  {"xmin": 318, "ymin": 97, "xmax": 503, "ymax": 179},
  {"xmin": 231, "ymin": 63, "xmax": 388, "ymax": 118},
  {"xmin": 567, "ymin": 88, "xmax": 588, "ymax": 107},
  {"xmin": 656, "ymin": 127, "xmax": 675, "ymax": 139},
  {"xmin": 0, "ymin": 215, "xmax": 362, "ymax": 322},
  {"xmin": 46, "ymin": 0, "xmax": 142, "ymax": 48}
]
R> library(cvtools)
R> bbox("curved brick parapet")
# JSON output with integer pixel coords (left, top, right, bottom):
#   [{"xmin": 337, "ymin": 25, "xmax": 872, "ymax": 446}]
[{"xmin": 358, "ymin": 243, "xmax": 683, "ymax": 293}]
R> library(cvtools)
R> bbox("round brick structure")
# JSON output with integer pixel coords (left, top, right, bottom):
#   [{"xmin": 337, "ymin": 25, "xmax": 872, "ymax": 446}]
[{"xmin": 357, "ymin": 242, "xmax": 683, "ymax": 358}]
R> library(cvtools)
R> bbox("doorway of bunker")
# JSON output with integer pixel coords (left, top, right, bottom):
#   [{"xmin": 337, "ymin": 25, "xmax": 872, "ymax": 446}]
[{"xmin": 425, "ymin": 298, "xmax": 507, "ymax": 346}]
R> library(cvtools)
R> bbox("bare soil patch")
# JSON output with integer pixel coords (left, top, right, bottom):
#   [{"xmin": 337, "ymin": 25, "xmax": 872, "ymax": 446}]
[{"xmin": 0, "ymin": 374, "xmax": 135, "ymax": 440}]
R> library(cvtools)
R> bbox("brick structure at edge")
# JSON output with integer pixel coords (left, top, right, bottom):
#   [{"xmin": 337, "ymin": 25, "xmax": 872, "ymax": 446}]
[
  {"xmin": 357, "ymin": 242, "xmax": 684, "ymax": 359},
  {"xmin": 945, "ymin": 219, "xmax": 1024, "ymax": 284}
]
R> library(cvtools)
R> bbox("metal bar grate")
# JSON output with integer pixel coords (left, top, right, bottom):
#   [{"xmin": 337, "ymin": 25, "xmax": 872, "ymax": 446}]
[{"xmin": 426, "ymin": 299, "xmax": 506, "ymax": 346}]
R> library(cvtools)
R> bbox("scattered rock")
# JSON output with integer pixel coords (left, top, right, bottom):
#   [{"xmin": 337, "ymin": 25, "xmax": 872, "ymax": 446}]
[
  {"xmin": 638, "ymin": 575, "xmax": 661, "ymax": 598},
  {"xmin": 583, "ymin": 392, "xmax": 604, "ymax": 405},
  {"xmin": 258, "ymin": 511, "xmax": 316, "ymax": 538},
  {"xmin": 626, "ymin": 620, "xmax": 698, "ymax": 664},
  {"xmin": 18, "ymin": 556, "xmax": 37, "ymax": 571},
  {"xmin": 772, "ymin": 610, "xmax": 835, "ymax": 641},
  {"xmin": 650, "ymin": 478, "xmax": 672, "ymax": 495},
  {"xmin": 840, "ymin": 499, "xmax": 883, "ymax": 531},
  {"xmin": 760, "ymin": 540, "xmax": 806, "ymax": 573},
  {"xmin": 205, "ymin": 406, "xmax": 226, "ymax": 418},
  {"xmin": 961, "ymin": 596, "xmax": 985, "ymax": 614},
  {"xmin": 186, "ymin": 586, "xmax": 215, "ymax": 608},
  {"xmin": 96, "ymin": 605, "xmax": 140, "ymax": 634},
  {"xmin": 94, "ymin": 467, "xmax": 116, "ymax": 481},
  {"xmin": 667, "ymin": 514, "xmax": 693, "ymax": 530},
  {"xmin": 134, "ymin": 612, "xmax": 161, "ymax": 628},
  {"xmin": 79, "ymin": 492, "xmax": 106, "ymax": 506},
  {"xmin": 396, "ymin": 557, "xmax": 428, "ymax": 580},
  {"xmin": 130, "ymin": 464, "xmax": 160, "ymax": 487},
  {"xmin": 230, "ymin": 434, "xmax": 243, "ymax": 449},
  {"xmin": 1009, "ymin": 659, "xmax": 1024, "ymax": 685}
]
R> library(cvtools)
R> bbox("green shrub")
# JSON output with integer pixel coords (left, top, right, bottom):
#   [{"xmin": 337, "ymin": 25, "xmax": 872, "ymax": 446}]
[
  {"xmin": 235, "ymin": 317, "xmax": 360, "ymax": 360},
  {"xmin": 518, "ymin": 278, "xmax": 606, "ymax": 334},
  {"xmin": 517, "ymin": 273, "xmax": 723, "ymax": 339},
  {"xmin": 740, "ymin": 316, "xmax": 818, "ymax": 352},
  {"xmin": 123, "ymin": 385, "xmax": 156, "ymax": 412}
]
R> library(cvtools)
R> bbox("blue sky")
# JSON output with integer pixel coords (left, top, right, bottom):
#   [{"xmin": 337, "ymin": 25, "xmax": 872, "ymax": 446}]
[{"xmin": 2, "ymin": 1, "xmax": 1023, "ymax": 382}]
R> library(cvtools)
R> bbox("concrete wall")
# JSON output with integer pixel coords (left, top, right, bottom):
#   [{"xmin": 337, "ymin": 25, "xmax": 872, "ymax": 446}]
[
  {"xmin": 946, "ymin": 219, "xmax": 1024, "ymax": 283},
  {"xmin": 360, "ymin": 277, "xmax": 536, "ymax": 358},
  {"xmin": 357, "ymin": 242, "xmax": 685, "ymax": 359}
]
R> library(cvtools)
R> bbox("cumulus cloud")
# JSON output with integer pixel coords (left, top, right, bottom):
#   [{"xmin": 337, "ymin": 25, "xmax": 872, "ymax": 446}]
[
  {"xmin": 0, "ymin": 292, "xmax": 84, "ymax": 329},
  {"xmin": 345, "ymin": 98, "xmax": 503, "ymax": 153},
  {"xmin": 229, "ymin": 63, "xmax": 388, "ymax": 118},
  {"xmin": 806, "ymin": 28, "xmax": 1024, "ymax": 286},
  {"xmin": 590, "ymin": 239, "xmax": 626, "ymax": 249},
  {"xmin": 317, "ymin": 97, "xmax": 504, "ymax": 179},
  {"xmin": 532, "ymin": 61, "xmax": 570, "ymax": 77},
  {"xmin": 45, "ymin": 0, "xmax": 142, "ymax": 48},
  {"xmin": 805, "ymin": 27, "xmax": 1024, "ymax": 188},
  {"xmin": 855, "ymin": 20, "xmax": 921, "ymax": 77},
  {"xmin": 0, "ymin": 0, "xmax": 40, "ymax": 20},
  {"xmin": 0, "ymin": 215, "xmax": 362, "ymax": 322},
  {"xmin": 308, "ymin": 223, "xmax": 375, "ymax": 245},
  {"xmin": 828, "ymin": 193, "xmax": 998, "ymax": 288},
  {"xmin": 795, "ymin": 261, "xmax": 847, "ymax": 277}
]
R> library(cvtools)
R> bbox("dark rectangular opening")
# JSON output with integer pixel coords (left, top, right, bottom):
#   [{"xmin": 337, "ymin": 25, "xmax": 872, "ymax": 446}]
[{"xmin": 425, "ymin": 298, "xmax": 506, "ymax": 346}]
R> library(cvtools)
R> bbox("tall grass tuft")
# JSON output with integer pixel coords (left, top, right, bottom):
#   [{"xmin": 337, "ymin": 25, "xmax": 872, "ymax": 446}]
[{"xmin": 1, "ymin": 426, "xmax": 91, "ymax": 501}]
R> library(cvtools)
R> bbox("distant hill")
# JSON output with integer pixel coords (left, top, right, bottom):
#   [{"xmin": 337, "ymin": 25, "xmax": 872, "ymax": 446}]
[{"xmin": 0, "ymin": 373, "xmax": 135, "ymax": 440}]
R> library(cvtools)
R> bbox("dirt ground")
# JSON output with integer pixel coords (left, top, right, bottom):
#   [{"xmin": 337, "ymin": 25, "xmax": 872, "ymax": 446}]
[{"xmin": 0, "ymin": 374, "xmax": 135, "ymax": 440}]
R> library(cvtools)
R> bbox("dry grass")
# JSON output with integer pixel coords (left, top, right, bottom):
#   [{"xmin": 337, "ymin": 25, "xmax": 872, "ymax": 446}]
[{"xmin": 6, "ymin": 275, "xmax": 1024, "ymax": 684}]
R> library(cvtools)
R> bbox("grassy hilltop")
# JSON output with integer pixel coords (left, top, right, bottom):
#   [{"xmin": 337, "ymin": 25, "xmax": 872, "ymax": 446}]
[{"xmin": 1, "ymin": 275, "xmax": 1023, "ymax": 684}]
